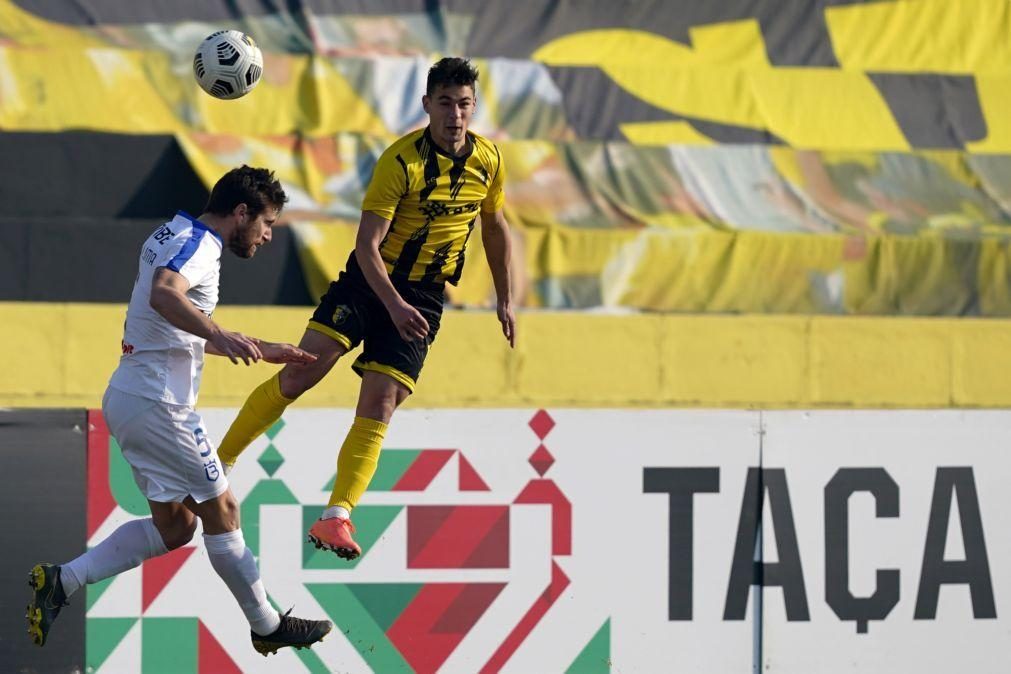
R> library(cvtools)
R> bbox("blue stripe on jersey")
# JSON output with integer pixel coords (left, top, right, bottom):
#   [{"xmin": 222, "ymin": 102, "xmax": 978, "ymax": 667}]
[
  {"xmin": 175, "ymin": 210, "xmax": 223, "ymax": 244},
  {"xmin": 165, "ymin": 225, "xmax": 207, "ymax": 273}
]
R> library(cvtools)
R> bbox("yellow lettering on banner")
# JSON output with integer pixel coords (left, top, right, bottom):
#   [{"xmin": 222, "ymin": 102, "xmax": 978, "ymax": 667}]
[
  {"xmin": 752, "ymin": 69, "xmax": 909, "ymax": 150},
  {"xmin": 533, "ymin": 24, "xmax": 913, "ymax": 150},
  {"xmin": 827, "ymin": 0, "xmax": 1011, "ymax": 73},
  {"xmin": 688, "ymin": 20, "xmax": 770, "ymax": 68},
  {"xmin": 619, "ymin": 121, "xmax": 714, "ymax": 146},
  {"xmin": 533, "ymin": 24, "xmax": 770, "ymax": 130}
]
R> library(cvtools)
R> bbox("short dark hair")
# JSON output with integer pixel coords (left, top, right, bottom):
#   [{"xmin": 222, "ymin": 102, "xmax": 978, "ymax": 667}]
[
  {"xmin": 426, "ymin": 57, "xmax": 479, "ymax": 97},
  {"xmin": 204, "ymin": 165, "xmax": 287, "ymax": 218}
]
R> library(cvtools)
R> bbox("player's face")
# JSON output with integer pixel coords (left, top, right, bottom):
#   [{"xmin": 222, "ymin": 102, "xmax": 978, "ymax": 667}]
[
  {"xmin": 422, "ymin": 84, "xmax": 475, "ymax": 152},
  {"xmin": 230, "ymin": 206, "xmax": 277, "ymax": 259}
]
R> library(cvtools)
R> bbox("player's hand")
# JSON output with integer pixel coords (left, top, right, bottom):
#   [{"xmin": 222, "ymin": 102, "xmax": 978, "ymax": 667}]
[
  {"xmin": 210, "ymin": 329, "xmax": 263, "ymax": 365},
  {"xmin": 497, "ymin": 300, "xmax": 516, "ymax": 348},
  {"xmin": 260, "ymin": 341, "xmax": 318, "ymax": 365},
  {"xmin": 389, "ymin": 300, "xmax": 429, "ymax": 342}
]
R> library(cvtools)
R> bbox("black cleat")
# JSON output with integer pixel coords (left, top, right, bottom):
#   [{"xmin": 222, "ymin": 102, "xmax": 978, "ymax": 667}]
[
  {"xmin": 26, "ymin": 563, "xmax": 68, "ymax": 647},
  {"xmin": 251, "ymin": 608, "xmax": 333, "ymax": 656}
]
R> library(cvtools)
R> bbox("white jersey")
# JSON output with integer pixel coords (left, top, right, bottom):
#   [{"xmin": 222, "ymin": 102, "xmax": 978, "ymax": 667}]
[{"xmin": 108, "ymin": 212, "xmax": 223, "ymax": 406}]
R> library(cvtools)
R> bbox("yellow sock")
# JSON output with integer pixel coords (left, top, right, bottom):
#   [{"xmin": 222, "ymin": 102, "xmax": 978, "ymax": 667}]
[
  {"xmin": 328, "ymin": 416, "xmax": 388, "ymax": 510},
  {"xmin": 217, "ymin": 373, "xmax": 293, "ymax": 467}
]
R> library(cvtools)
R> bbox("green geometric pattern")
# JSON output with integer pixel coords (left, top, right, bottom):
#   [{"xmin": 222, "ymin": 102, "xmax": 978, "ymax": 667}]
[
  {"xmin": 306, "ymin": 583, "xmax": 413, "ymax": 673},
  {"xmin": 86, "ymin": 575, "xmax": 116, "ymax": 611},
  {"xmin": 265, "ymin": 418, "xmax": 285, "ymax": 439},
  {"xmin": 302, "ymin": 505, "xmax": 403, "ymax": 570},
  {"xmin": 86, "ymin": 617, "xmax": 137, "ymax": 673},
  {"xmin": 257, "ymin": 443, "xmax": 285, "ymax": 477},
  {"xmin": 348, "ymin": 583, "xmax": 423, "ymax": 632},
  {"xmin": 109, "ymin": 436, "xmax": 150, "ymax": 516},
  {"xmin": 142, "ymin": 618, "xmax": 197, "ymax": 673},
  {"xmin": 240, "ymin": 478, "xmax": 299, "ymax": 558},
  {"xmin": 323, "ymin": 449, "xmax": 421, "ymax": 492},
  {"xmin": 566, "ymin": 618, "xmax": 611, "ymax": 674}
]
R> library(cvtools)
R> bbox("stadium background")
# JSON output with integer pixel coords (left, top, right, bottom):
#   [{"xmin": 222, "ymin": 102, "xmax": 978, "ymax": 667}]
[{"xmin": 2, "ymin": 1, "xmax": 1010, "ymax": 672}]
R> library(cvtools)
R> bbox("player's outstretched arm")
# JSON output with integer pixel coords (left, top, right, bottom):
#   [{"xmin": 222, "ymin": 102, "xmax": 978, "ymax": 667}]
[
  {"xmin": 256, "ymin": 341, "xmax": 318, "ymax": 365},
  {"xmin": 481, "ymin": 208, "xmax": 515, "ymax": 347},
  {"xmin": 355, "ymin": 210, "xmax": 430, "ymax": 342},
  {"xmin": 150, "ymin": 267, "xmax": 263, "ymax": 365}
]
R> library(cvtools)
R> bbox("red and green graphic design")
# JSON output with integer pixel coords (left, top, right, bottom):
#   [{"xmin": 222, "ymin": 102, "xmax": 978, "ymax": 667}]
[{"xmin": 85, "ymin": 410, "xmax": 610, "ymax": 672}]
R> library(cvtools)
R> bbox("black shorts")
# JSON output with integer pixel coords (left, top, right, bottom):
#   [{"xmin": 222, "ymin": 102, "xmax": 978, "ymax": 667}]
[{"xmin": 307, "ymin": 262, "xmax": 444, "ymax": 393}]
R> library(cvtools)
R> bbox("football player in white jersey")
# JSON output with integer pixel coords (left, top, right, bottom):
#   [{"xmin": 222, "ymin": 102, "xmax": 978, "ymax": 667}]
[{"xmin": 27, "ymin": 166, "xmax": 333, "ymax": 656}]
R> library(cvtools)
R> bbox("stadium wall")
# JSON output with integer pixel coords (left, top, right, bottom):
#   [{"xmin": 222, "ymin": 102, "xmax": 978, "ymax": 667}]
[
  {"xmin": 0, "ymin": 409, "xmax": 87, "ymax": 673},
  {"xmin": 4, "ymin": 303, "xmax": 1011, "ymax": 409}
]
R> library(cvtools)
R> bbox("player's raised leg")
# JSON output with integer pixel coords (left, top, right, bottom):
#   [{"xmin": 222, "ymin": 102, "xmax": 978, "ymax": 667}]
[
  {"xmin": 218, "ymin": 328, "xmax": 348, "ymax": 472},
  {"xmin": 308, "ymin": 370, "xmax": 409, "ymax": 559},
  {"xmin": 185, "ymin": 489, "xmax": 333, "ymax": 656}
]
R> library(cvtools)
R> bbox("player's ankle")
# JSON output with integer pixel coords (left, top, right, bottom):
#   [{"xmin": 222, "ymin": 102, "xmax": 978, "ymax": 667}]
[{"xmin": 321, "ymin": 505, "xmax": 350, "ymax": 521}]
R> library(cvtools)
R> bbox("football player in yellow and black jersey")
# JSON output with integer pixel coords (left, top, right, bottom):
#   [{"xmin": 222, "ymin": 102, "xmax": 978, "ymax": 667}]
[{"xmin": 216, "ymin": 57, "xmax": 515, "ymax": 558}]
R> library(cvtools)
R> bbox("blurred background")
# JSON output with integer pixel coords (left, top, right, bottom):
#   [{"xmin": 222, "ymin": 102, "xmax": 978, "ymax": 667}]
[{"xmin": 2, "ymin": 1, "xmax": 1011, "ymax": 673}]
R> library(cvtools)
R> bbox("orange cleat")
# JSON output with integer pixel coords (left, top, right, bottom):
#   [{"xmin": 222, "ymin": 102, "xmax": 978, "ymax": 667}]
[{"xmin": 307, "ymin": 517, "xmax": 361, "ymax": 560}]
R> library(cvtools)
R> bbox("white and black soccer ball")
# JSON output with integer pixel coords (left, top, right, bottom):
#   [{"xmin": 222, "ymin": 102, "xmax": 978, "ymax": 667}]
[{"xmin": 193, "ymin": 30, "xmax": 263, "ymax": 100}]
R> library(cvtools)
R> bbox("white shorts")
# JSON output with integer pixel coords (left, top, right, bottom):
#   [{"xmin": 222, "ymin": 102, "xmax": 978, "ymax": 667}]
[{"xmin": 102, "ymin": 386, "xmax": 228, "ymax": 504}]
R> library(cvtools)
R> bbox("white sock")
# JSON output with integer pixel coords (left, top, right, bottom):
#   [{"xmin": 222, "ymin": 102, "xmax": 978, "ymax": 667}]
[
  {"xmin": 60, "ymin": 518, "xmax": 168, "ymax": 598},
  {"xmin": 203, "ymin": 530, "xmax": 280, "ymax": 636},
  {"xmin": 322, "ymin": 505, "xmax": 351, "ymax": 520}
]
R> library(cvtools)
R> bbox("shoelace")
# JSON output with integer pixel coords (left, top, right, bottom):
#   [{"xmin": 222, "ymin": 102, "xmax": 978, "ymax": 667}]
[{"xmin": 279, "ymin": 608, "xmax": 322, "ymax": 638}]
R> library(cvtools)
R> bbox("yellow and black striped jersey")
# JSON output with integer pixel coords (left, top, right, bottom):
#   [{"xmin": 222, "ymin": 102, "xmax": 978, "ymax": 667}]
[{"xmin": 361, "ymin": 126, "xmax": 505, "ymax": 286}]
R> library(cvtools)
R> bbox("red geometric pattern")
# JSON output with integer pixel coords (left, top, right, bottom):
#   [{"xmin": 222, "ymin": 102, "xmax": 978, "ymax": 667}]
[
  {"xmin": 458, "ymin": 453, "xmax": 491, "ymax": 491},
  {"xmin": 528, "ymin": 444, "xmax": 555, "ymax": 476},
  {"xmin": 407, "ymin": 506, "xmax": 510, "ymax": 569},
  {"xmin": 393, "ymin": 449, "xmax": 455, "ymax": 490},
  {"xmin": 528, "ymin": 409, "xmax": 555, "ymax": 439},
  {"xmin": 388, "ymin": 583, "xmax": 505, "ymax": 674},
  {"xmin": 86, "ymin": 410, "xmax": 116, "ymax": 538},
  {"xmin": 142, "ymin": 546, "xmax": 195, "ymax": 612},
  {"xmin": 480, "ymin": 562, "xmax": 570, "ymax": 673},
  {"xmin": 198, "ymin": 620, "xmax": 242, "ymax": 674},
  {"xmin": 515, "ymin": 479, "xmax": 572, "ymax": 556}
]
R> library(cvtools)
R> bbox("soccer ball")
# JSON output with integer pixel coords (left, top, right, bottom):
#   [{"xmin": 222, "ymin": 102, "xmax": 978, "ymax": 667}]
[{"xmin": 193, "ymin": 30, "xmax": 263, "ymax": 100}]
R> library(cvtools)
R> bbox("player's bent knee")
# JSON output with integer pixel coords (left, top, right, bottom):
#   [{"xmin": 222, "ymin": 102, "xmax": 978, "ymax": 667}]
[
  {"xmin": 210, "ymin": 492, "xmax": 241, "ymax": 532},
  {"xmin": 279, "ymin": 364, "xmax": 322, "ymax": 399}
]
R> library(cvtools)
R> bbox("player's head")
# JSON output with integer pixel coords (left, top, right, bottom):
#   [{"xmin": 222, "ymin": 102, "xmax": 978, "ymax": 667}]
[
  {"xmin": 204, "ymin": 165, "xmax": 288, "ymax": 259},
  {"xmin": 423, "ymin": 57, "xmax": 479, "ymax": 151}
]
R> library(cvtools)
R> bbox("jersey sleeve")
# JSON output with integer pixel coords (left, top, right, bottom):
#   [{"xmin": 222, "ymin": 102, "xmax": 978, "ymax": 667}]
[
  {"xmin": 481, "ymin": 145, "xmax": 506, "ymax": 214},
  {"xmin": 164, "ymin": 230, "xmax": 218, "ymax": 287},
  {"xmin": 362, "ymin": 147, "xmax": 409, "ymax": 221}
]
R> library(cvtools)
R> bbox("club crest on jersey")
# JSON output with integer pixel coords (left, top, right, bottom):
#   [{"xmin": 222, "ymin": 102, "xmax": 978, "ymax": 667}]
[
  {"xmin": 204, "ymin": 459, "xmax": 220, "ymax": 481},
  {"xmin": 332, "ymin": 305, "xmax": 351, "ymax": 325}
]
